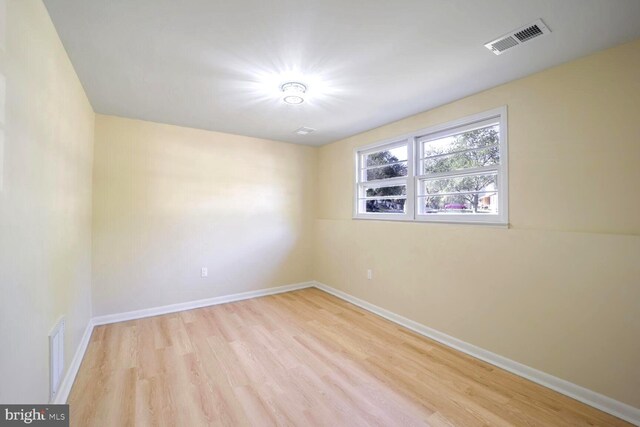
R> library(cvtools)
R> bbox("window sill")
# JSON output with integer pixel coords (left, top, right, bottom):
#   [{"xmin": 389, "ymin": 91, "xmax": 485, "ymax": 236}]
[{"xmin": 352, "ymin": 215, "xmax": 509, "ymax": 228}]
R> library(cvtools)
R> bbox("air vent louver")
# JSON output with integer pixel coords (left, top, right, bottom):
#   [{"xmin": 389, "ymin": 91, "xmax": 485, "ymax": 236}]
[
  {"xmin": 485, "ymin": 19, "xmax": 550, "ymax": 55},
  {"xmin": 514, "ymin": 24, "xmax": 544, "ymax": 42},
  {"xmin": 490, "ymin": 36, "xmax": 519, "ymax": 53}
]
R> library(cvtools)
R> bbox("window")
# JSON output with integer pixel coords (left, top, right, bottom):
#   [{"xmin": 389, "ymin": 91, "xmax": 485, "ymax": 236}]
[
  {"xmin": 354, "ymin": 140, "xmax": 414, "ymax": 220},
  {"xmin": 354, "ymin": 107, "xmax": 508, "ymax": 225}
]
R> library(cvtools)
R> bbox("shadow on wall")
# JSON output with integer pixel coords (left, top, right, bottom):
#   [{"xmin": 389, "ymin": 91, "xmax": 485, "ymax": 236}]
[{"xmin": 91, "ymin": 115, "xmax": 315, "ymax": 316}]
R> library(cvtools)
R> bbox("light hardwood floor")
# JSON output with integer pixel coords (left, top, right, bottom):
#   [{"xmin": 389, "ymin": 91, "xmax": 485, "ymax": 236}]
[{"xmin": 69, "ymin": 288, "xmax": 630, "ymax": 426}]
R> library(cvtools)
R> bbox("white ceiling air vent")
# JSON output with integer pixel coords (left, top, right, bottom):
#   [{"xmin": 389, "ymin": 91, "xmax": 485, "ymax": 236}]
[
  {"xmin": 294, "ymin": 127, "xmax": 316, "ymax": 136},
  {"xmin": 485, "ymin": 19, "xmax": 551, "ymax": 55}
]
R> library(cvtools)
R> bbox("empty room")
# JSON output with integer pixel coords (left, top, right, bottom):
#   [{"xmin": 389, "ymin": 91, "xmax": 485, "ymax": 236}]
[{"xmin": 1, "ymin": 0, "xmax": 639, "ymax": 425}]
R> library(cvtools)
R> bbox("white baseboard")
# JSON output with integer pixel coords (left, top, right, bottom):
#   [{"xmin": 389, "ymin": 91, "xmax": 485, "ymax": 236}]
[
  {"xmin": 52, "ymin": 319, "xmax": 94, "ymax": 404},
  {"xmin": 92, "ymin": 281, "xmax": 315, "ymax": 326},
  {"xmin": 55, "ymin": 281, "xmax": 315, "ymax": 403},
  {"xmin": 312, "ymin": 281, "xmax": 640, "ymax": 426}
]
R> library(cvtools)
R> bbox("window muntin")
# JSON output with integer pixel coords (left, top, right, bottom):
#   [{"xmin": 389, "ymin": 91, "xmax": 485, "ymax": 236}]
[
  {"xmin": 416, "ymin": 118, "xmax": 502, "ymax": 220},
  {"xmin": 423, "ymin": 146, "xmax": 499, "ymax": 174},
  {"xmin": 365, "ymin": 145, "xmax": 408, "ymax": 167},
  {"xmin": 418, "ymin": 174, "xmax": 499, "ymax": 215},
  {"xmin": 365, "ymin": 198, "xmax": 407, "ymax": 213},
  {"xmin": 354, "ymin": 107, "xmax": 508, "ymax": 224},
  {"xmin": 362, "ymin": 183, "xmax": 407, "ymax": 213},
  {"xmin": 355, "ymin": 140, "xmax": 412, "ymax": 219},
  {"xmin": 421, "ymin": 172, "xmax": 498, "ymax": 196},
  {"xmin": 361, "ymin": 145, "xmax": 408, "ymax": 181},
  {"xmin": 365, "ymin": 185, "xmax": 407, "ymax": 197},
  {"xmin": 421, "ymin": 192, "xmax": 498, "ymax": 215}
]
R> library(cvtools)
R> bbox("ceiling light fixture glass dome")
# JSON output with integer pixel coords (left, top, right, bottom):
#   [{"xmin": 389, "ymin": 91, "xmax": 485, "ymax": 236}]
[{"xmin": 281, "ymin": 82, "xmax": 306, "ymax": 105}]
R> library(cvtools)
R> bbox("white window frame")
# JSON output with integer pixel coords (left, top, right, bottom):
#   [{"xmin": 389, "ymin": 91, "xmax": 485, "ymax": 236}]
[
  {"xmin": 353, "ymin": 106, "xmax": 508, "ymax": 225},
  {"xmin": 353, "ymin": 138, "xmax": 414, "ymax": 221}
]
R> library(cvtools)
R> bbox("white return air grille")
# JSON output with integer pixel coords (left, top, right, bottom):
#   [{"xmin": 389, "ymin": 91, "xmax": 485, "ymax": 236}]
[
  {"xmin": 49, "ymin": 317, "xmax": 65, "ymax": 402},
  {"xmin": 485, "ymin": 19, "xmax": 551, "ymax": 55}
]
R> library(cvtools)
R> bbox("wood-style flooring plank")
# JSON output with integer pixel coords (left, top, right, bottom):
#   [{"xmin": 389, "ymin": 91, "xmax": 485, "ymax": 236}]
[{"xmin": 68, "ymin": 288, "xmax": 631, "ymax": 426}]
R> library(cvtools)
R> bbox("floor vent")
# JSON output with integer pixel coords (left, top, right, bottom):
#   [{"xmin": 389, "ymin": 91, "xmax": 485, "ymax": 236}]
[
  {"xmin": 485, "ymin": 19, "xmax": 551, "ymax": 55},
  {"xmin": 49, "ymin": 317, "xmax": 65, "ymax": 402}
]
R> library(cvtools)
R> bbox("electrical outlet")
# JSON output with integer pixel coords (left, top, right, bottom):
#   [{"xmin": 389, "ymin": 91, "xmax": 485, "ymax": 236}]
[
  {"xmin": 367, "ymin": 269, "xmax": 373, "ymax": 280},
  {"xmin": 201, "ymin": 267, "xmax": 208, "ymax": 278}
]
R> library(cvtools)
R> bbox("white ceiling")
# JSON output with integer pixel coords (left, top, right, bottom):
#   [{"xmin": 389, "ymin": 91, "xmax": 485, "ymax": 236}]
[{"xmin": 44, "ymin": 0, "xmax": 640, "ymax": 146}]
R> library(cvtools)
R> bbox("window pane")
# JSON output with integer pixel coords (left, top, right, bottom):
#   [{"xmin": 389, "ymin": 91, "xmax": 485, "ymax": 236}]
[
  {"xmin": 422, "ymin": 124, "xmax": 499, "ymax": 159},
  {"xmin": 365, "ymin": 185, "xmax": 406, "ymax": 197},
  {"xmin": 365, "ymin": 162, "xmax": 408, "ymax": 181},
  {"xmin": 366, "ymin": 145, "xmax": 407, "ymax": 167},
  {"xmin": 423, "ymin": 146, "xmax": 499, "ymax": 174},
  {"xmin": 365, "ymin": 198, "xmax": 406, "ymax": 213},
  {"xmin": 423, "ymin": 173, "xmax": 498, "ymax": 195},
  {"xmin": 423, "ymin": 192, "xmax": 499, "ymax": 214}
]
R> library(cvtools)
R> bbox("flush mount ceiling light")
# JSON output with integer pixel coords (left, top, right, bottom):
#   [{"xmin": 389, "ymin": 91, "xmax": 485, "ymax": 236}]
[{"xmin": 281, "ymin": 82, "xmax": 306, "ymax": 104}]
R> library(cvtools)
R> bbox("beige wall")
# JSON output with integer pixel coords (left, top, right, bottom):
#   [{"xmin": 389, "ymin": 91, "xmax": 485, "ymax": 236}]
[
  {"xmin": 1, "ymin": 0, "xmax": 637, "ymax": 411},
  {"xmin": 0, "ymin": 0, "xmax": 94, "ymax": 403},
  {"xmin": 92, "ymin": 115, "xmax": 316, "ymax": 315},
  {"xmin": 314, "ymin": 39, "xmax": 640, "ymax": 407}
]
